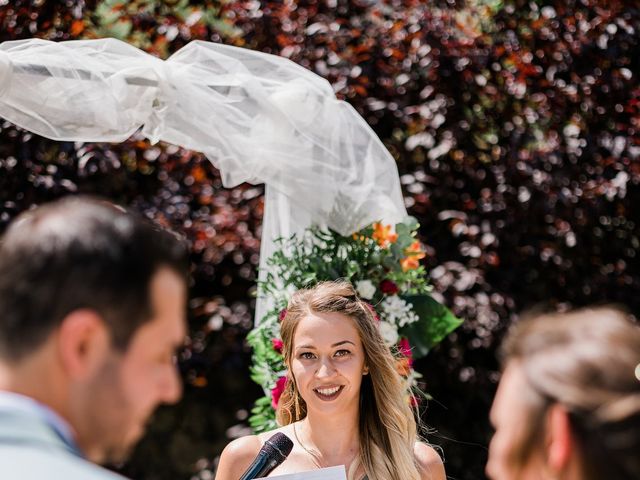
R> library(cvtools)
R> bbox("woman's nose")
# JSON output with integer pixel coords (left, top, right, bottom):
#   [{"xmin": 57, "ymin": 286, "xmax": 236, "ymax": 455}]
[{"xmin": 315, "ymin": 358, "xmax": 336, "ymax": 378}]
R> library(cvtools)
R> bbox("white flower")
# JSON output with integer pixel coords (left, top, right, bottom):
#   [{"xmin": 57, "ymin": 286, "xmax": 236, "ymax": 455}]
[
  {"xmin": 380, "ymin": 295, "xmax": 419, "ymax": 328},
  {"xmin": 355, "ymin": 280, "xmax": 376, "ymax": 300},
  {"xmin": 378, "ymin": 320, "xmax": 399, "ymax": 345}
]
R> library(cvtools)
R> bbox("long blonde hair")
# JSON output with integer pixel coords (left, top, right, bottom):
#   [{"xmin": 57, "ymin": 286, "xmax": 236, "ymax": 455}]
[
  {"xmin": 501, "ymin": 307, "xmax": 640, "ymax": 480},
  {"xmin": 276, "ymin": 281, "xmax": 423, "ymax": 480}
]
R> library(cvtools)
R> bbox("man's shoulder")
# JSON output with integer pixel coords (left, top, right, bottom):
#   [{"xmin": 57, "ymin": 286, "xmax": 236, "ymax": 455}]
[
  {"xmin": 0, "ymin": 444, "xmax": 127, "ymax": 480},
  {"xmin": 0, "ymin": 409, "xmax": 127, "ymax": 480}
]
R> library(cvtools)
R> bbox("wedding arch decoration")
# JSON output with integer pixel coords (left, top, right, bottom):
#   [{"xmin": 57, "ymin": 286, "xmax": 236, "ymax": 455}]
[
  {"xmin": 0, "ymin": 37, "xmax": 461, "ymax": 432},
  {"xmin": 0, "ymin": 37, "xmax": 406, "ymax": 322}
]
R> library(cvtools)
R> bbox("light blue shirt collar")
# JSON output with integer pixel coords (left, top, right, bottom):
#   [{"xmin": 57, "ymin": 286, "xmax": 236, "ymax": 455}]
[{"xmin": 0, "ymin": 390, "xmax": 80, "ymax": 455}]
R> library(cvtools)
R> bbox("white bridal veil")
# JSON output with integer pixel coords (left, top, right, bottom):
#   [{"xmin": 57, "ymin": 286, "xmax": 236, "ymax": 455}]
[{"xmin": 0, "ymin": 37, "xmax": 407, "ymax": 322}]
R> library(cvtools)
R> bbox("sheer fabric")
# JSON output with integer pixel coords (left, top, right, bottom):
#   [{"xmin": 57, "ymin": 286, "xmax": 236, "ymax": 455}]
[{"xmin": 0, "ymin": 38, "xmax": 407, "ymax": 322}]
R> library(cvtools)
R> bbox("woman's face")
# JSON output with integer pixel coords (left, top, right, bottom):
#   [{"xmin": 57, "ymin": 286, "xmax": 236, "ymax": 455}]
[
  {"xmin": 291, "ymin": 311, "xmax": 367, "ymax": 417},
  {"xmin": 486, "ymin": 362, "xmax": 546, "ymax": 480}
]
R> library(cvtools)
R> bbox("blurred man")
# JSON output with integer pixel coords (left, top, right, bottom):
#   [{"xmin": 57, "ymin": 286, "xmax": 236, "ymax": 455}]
[{"xmin": 0, "ymin": 197, "xmax": 189, "ymax": 479}]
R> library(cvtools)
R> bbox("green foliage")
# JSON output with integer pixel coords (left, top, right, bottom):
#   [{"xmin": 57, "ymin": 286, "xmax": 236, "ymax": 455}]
[
  {"xmin": 246, "ymin": 318, "xmax": 282, "ymax": 389},
  {"xmin": 260, "ymin": 218, "xmax": 431, "ymax": 302},
  {"xmin": 89, "ymin": 0, "xmax": 242, "ymax": 55},
  {"xmin": 400, "ymin": 295, "xmax": 464, "ymax": 357},
  {"xmin": 248, "ymin": 396, "xmax": 278, "ymax": 433}
]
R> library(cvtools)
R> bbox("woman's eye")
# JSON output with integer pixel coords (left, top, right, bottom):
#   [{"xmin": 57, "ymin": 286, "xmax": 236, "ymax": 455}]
[
  {"xmin": 299, "ymin": 352, "xmax": 316, "ymax": 360},
  {"xmin": 334, "ymin": 349, "xmax": 351, "ymax": 357}
]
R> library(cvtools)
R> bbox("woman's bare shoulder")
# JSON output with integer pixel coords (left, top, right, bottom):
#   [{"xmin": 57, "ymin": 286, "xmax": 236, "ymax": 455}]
[
  {"xmin": 414, "ymin": 441, "xmax": 446, "ymax": 480},
  {"xmin": 256, "ymin": 424, "xmax": 294, "ymax": 444},
  {"xmin": 214, "ymin": 434, "xmax": 263, "ymax": 480},
  {"xmin": 214, "ymin": 425, "xmax": 297, "ymax": 480}
]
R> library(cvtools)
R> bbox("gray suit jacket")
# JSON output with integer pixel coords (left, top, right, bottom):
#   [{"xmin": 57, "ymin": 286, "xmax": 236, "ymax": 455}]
[{"xmin": 0, "ymin": 409, "xmax": 126, "ymax": 480}]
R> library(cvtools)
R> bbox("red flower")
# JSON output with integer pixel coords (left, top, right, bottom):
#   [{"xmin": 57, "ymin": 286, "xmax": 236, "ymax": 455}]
[
  {"xmin": 379, "ymin": 279, "xmax": 399, "ymax": 295},
  {"xmin": 271, "ymin": 376, "xmax": 288, "ymax": 409},
  {"xmin": 278, "ymin": 309, "xmax": 288, "ymax": 322},
  {"xmin": 398, "ymin": 337, "xmax": 414, "ymax": 366},
  {"xmin": 272, "ymin": 338, "xmax": 283, "ymax": 354}
]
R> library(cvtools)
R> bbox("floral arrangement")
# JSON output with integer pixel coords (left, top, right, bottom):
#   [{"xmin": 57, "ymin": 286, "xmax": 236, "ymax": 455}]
[{"xmin": 247, "ymin": 218, "xmax": 462, "ymax": 433}]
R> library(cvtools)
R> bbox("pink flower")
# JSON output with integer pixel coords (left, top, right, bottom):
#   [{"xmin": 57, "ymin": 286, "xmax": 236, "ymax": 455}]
[
  {"xmin": 379, "ymin": 279, "xmax": 399, "ymax": 295},
  {"xmin": 364, "ymin": 302, "xmax": 380, "ymax": 322},
  {"xmin": 278, "ymin": 309, "xmax": 288, "ymax": 322},
  {"xmin": 272, "ymin": 338, "xmax": 284, "ymax": 354},
  {"xmin": 397, "ymin": 338, "xmax": 414, "ymax": 366},
  {"xmin": 410, "ymin": 395, "xmax": 421, "ymax": 407},
  {"xmin": 271, "ymin": 376, "xmax": 288, "ymax": 409}
]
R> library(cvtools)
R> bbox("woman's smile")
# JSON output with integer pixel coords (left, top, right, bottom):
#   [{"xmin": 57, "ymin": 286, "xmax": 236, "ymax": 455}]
[{"xmin": 313, "ymin": 385, "xmax": 344, "ymax": 400}]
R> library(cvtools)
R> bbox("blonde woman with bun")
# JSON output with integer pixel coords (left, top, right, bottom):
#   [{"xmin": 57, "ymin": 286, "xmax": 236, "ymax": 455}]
[
  {"xmin": 215, "ymin": 281, "xmax": 445, "ymax": 480},
  {"xmin": 487, "ymin": 307, "xmax": 640, "ymax": 480}
]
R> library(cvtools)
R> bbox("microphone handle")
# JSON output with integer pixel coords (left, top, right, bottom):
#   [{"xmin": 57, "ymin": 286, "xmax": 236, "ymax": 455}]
[{"xmin": 239, "ymin": 450, "xmax": 282, "ymax": 480}]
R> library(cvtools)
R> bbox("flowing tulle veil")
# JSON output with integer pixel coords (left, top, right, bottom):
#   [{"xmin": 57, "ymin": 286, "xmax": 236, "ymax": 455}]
[{"xmin": 0, "ymin": 37, "xmax": 407, "ymax": 324}]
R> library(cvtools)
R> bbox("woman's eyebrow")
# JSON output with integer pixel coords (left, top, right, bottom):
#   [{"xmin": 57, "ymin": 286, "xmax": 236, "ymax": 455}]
[
  {"xmin": 332, "ymin": 340, "xmax": 356, "ymax": 347},
  {"xmin": 296, "ymin": 340, "xmax": 355, "ymax": 349}
]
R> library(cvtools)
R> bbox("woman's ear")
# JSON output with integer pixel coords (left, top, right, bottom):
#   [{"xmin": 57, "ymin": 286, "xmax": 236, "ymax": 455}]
[
  {"xmin": 545, "ymin": 404, "xmax": 574, "ymax": 474},
  {"xmin": 362, "ymin": 365, "xmax": 369, "ymax": 375}
]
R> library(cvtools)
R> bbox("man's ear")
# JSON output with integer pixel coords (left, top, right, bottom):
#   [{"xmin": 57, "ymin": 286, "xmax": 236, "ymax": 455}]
[
  {"xmin": 57, "ymin": 310, "xmax": 110, "ymax": 379},
  {"xmin": 545, "ymin": 403, "xmax": 574, "ymax": 473}
]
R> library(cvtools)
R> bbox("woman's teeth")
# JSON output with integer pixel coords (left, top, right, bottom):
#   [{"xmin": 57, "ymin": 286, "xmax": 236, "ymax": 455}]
[
  {"xmin": 313, "ymin": 385, "xmax": 343, "ymax": 400},
  {"xmin": 316, "ymin": 386, "xmax": 340, "ymax": 395}
]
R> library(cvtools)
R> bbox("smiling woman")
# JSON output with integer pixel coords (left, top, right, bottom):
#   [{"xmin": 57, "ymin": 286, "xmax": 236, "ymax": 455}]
[{"xmin": 214, "ymin": 281, "xmax": 445, "ymax": 480}]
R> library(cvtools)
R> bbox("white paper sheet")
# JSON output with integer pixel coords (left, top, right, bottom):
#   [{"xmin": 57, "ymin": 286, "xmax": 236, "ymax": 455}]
[{"xmin": 261, "ymin": 465, "xmax": 347, "ymax": 480}]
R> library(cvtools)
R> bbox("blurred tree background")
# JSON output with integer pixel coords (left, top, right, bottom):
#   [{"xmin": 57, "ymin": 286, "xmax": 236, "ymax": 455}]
[{"xmin": 0, "ymin": 1, "xmax": 638, "ymax": 479}]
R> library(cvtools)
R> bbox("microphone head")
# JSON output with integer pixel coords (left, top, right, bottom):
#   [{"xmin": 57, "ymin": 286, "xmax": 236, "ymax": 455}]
[
  {"xmin": 239, "ymin": 432, "xmax": 294, "ymax": 480},
  {"xmin": 265, "ymin": 432, "xmax": 294, "ymax": 458}
]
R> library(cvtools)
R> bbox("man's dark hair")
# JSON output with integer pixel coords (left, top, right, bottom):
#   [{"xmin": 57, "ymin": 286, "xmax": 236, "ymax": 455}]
[{"xmin": 0, "ymin": 196, "xmax": 189, "ymax": 361}]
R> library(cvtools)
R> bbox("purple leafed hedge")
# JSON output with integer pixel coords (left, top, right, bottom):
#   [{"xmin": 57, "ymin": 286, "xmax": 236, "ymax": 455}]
[{"xmin": 0, "ymin": 1, "xmax": 638, "ymax": 479}]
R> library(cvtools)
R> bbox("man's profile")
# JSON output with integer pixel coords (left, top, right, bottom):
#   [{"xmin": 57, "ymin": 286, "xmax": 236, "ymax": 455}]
[{"xmin": 0, "ymin": 196, "xmax": 189, "ymax": 479}]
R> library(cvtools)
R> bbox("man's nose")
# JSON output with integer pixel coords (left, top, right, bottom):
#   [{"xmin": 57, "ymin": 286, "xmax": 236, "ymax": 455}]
[
  {"xmin": 159, "ymin": 364, "xmax": 182, "ymax": 404},
  {"xmin": 485, "ymin": 439, "xmax": 498, "ymax": 480}
]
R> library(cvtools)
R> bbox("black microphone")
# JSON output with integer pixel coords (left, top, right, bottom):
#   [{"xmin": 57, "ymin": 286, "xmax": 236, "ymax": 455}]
[{"xmin": 239, "ymin": 432, "xmax": 294, "ymax": 480}]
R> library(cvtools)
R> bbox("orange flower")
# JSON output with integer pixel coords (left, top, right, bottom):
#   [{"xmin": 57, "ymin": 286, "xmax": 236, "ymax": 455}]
[
  {"xmin": 400, "ymin": 240, "xmax": 426, "ymax": 271},
  {"xmin": 395, "ymin": 357, "xmax": 412, "ymax": 376},
  {"xmin": 372, "ymin": 222, "xmax": 398, "ymax": 247},
  {"xmin": 406, "ymin": 240, "xmax": 426, "ymax": 257},
  {"xmin": 401, "ymin": 257, "xmax": 420, "ymax": 271},
  {"xmin": 191, "ymin": 376, "xmax": 208, "ymax": 387},
  {"xmin": 70, "ymin": 20, "xmax": 85, "ymax": 36}
]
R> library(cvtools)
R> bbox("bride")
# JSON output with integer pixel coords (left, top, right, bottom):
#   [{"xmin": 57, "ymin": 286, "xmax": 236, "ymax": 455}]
[{"xmin": 215, "ymin": 281, "xmax": 445, "ymax": 480}]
